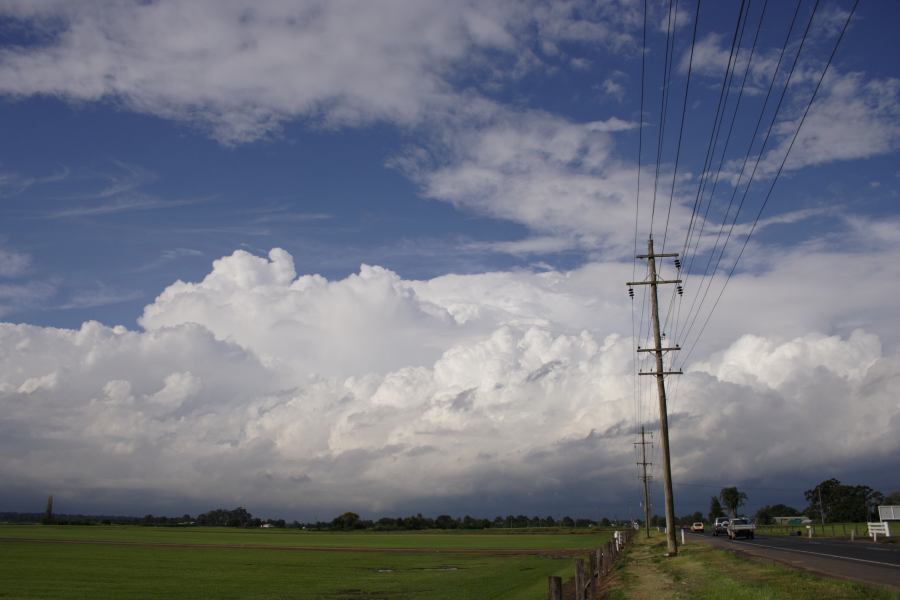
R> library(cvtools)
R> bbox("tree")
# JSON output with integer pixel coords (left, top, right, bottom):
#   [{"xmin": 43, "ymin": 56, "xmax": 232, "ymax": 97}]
[
  {"xmin": 804, "ymin": 479, "xmax": 882, "ymax": 523},
  {"xmin": 435, "ymin": 514, "xmax": 457, "ymax": 529},
  {"xmin": 755, "ymin": 504, "xmax": 799, "ymax": 525},
  {"xmin": 719, "ymin": 487, "xmax": 748, "ymax": 518},
  {"xmin": 331, "ymin": 512, "xmax": 361, "ymax": 530},
  {"xmin": 709, "ymin": 496, "xmax": 725, "ymax": 521}
]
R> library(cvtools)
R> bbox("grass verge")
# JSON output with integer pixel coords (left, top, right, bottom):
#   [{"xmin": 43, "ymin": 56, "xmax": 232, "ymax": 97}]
[{"xmin": 610, "ymin": 533, "xmax": 899, "ymax": 600}]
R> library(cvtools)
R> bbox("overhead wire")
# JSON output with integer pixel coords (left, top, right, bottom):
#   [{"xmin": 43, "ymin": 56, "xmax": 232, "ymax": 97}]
[
  {"xmin": 681, "ymin": 0, "xmax": 752, "ymax": 277},
  {"xmin": 631, "ymin": 0, "xmax": 650, "ymax": 493},
  {"xmin": 663, "ymin": 0, "xmax": 771, "ymax": 344},
  {"xmin": 671, "ymin": 0, "xmax": 803, "ymax": 356},
  {"xmin": 677, "ymin": 0, "xmax": 858, "ymax": 369},
  {"xmin": 660, "ymin": 0, "xmax": 703, "ymax": 256},
  {"xmin": 676, "ymin": 0, "xmax": 824, "ymax": 356},
  {"xmin": 649, "ymin": 0, "xmax": 679, "ymax": 238},
  {"xmin": 677, "ymin": 0, "xmax": 749, "ymax": 267}
]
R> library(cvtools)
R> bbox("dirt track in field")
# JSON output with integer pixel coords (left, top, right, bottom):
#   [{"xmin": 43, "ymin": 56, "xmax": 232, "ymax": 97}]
[{"xmin": 0, "ymin": 536, "xmax": 589, "ymax": 558}]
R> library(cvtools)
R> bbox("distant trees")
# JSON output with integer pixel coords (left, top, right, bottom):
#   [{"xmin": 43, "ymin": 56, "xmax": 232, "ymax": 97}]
[
  {"xmin": 197, "ymin": 507, "xmax": 255, "ymax": 528},
  {"xmin": 331, "ymin": 512, "xmax": 364, "ymax": 530},
  {"xmin": 754, "ymin": 504, "xmax": 799, "ymax": 525},
  {"xmin": 709, "ymin": 496, "xmax": 725, "ymax": 522},
  {"xmin": 804, "ymin": 479, "xmax": 883, "ymax": 523},
  {"xmin": 719, "ymin": 487, "xmax": 748, "ymax": 518}
]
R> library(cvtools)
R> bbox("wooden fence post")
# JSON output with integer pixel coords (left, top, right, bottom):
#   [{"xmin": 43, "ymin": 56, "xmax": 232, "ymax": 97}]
[
  {"xmin": 575, "ymin": 558, "xmax": 586, "ymax": 600},
  {"xmin": 548, "ymin": 576, "xmax": 562, "ymax": 600}
]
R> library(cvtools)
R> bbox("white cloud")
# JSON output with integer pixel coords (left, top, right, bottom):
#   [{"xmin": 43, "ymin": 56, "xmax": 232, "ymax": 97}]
[
  {"xmin": 0, "ymin": 0, "xmax": 638, "ymax": 144},
  {"xmin": 774, "ymin": 72, "xmax": 900, "ymax": 172},
  {"xmin": 602, "ymin": 77, "xmax": 625, "ymax": 102},
  {"xmin": 465, "ymin": 236, "xmax": 579, "ymax": 256},
  {"xmin": 1, "ymin": 246, "xmax": 899, "ymax": 516},
  {"xmin": 397, "ymin": 110, "xmax": 664, "ymax": 256}
]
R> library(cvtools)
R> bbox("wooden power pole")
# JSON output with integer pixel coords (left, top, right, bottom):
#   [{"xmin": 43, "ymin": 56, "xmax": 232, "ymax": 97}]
[
  {"xmin": 635, "ymin": 425, "xmax": 653, "ymax": 538},
  {"xmin": 628, "ymin": 237, "xmax": 682, "ymax": 555}
]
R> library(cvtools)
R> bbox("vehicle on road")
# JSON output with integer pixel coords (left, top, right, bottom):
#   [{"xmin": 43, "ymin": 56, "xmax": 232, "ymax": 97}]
[
  {"xmin": 727, "ymin": 517, "xmax": 755, "ymax": 540},
  {"xmin": 690, "ymin": 522, "xmax": 705, "ymax": 533},
  {"xmin": 713, "ymin": 517, "xmax": 729, "ymax": 536}
]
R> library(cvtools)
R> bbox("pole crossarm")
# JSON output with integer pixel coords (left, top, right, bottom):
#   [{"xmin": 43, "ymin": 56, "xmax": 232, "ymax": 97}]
[
  {"xmin": 627, "ymin": 279, "xmax": 682, "ymax": 286},
  {"xmin": 637, "ymin": 346, "xmax": 680, "ymax": 352},
  {"xmin": 639, "ymin": 371, "xmax": 683, "ymax": 376},
  {"xmin": 636, "ymin": 252, "xmax": 679, "ymax": 258}
]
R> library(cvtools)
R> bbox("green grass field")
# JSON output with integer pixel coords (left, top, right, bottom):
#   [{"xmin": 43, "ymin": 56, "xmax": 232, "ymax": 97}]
[{"xmin": 0, "ymin": 525, "xmax": 612, "ymax": 599}]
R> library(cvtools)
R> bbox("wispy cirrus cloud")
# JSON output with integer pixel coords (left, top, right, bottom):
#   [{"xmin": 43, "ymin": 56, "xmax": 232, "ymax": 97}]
[
  {"xmin": 59, "ymin": 286, "xmax": 144, "ymax": 310},
  {"xmin": 0, "ymin": 166, "xmax": 69, "ymax": 198},
  {"xmin": 0, "ymin": 246, "xmax": 30, "ymax": 277},
  {"xmin": 47, "ymin": 195, "xmax": 207, "ymax": 218}
]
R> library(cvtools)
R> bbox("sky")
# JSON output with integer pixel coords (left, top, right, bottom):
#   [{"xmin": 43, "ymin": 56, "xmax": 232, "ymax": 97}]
[{"xmin": 1, "ymin": 0, "xmax": 899, "ymax": 522}]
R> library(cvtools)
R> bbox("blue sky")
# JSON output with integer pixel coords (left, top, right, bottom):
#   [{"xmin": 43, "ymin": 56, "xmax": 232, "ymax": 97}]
[{"xmin": 1, "ymin": 0, "xmax": 899, "ymax": 520}]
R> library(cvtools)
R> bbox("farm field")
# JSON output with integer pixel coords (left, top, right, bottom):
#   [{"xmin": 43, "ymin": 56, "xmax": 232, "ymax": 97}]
[{"xmin": 0, "ymin": 525, "xmax": 612, "ymax": 599}]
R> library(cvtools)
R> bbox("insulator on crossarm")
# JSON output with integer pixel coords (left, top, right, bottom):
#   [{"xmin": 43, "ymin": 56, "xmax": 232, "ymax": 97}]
[
  {"xmin": 676, "ymin": 284, "xmax": 684, "ymax": 296},
  {"xmin": 674, "ymin": 258, "xmax": 681, "ymax": 270},
  {"xmin": 628, "ymin": 287, "xmax": 634, "ymax": 298}
]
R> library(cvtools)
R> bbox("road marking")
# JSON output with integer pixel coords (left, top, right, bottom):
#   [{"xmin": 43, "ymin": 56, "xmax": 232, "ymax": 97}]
[{"xmin": 734, "ymin": 541, "xmax": 900, "ymax": 569}]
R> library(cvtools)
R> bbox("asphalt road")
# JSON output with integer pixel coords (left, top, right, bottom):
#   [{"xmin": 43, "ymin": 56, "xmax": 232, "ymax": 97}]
[{"xmin": 690, "ymin": 531, "xmax": 900, "ymax": 591}]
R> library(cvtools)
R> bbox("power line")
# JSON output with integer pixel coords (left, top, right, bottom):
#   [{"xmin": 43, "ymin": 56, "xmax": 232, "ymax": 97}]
[
  {"xmin": 677, "ymin": 0, "xmax": 823, "ymax": 356},
  {"xmin": 631, "ymin": 0, "xmax": 649, "ymax": 459},
  {"xmin": 678, "ymin": 0, "xmax": 749, "ymax": 265},
  {"xmin": 649, "ymin": 0, "xmax": 679, "ymax": 237},
  {"xmin": 663, "ymin": 0, "xmax": 772, "ymax": 341},
  {"xmin": 666, "ymin": 1, "xmax": 805, "ymax": 404},
  {"xmin": 678, "ymin": 0, "xmax": 859, "ymax": 369},
  {"xmin": 660, "ymin": 0, "xmax": 703, "ymax": 256}
]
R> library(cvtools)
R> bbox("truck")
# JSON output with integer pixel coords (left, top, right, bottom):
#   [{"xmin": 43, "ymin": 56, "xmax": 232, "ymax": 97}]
[
  {"xmin": 713, "ymin": 517, "xmax": 729, "ymax": 536},
  {"xmin": 727, "ymin": 517, "xmax": 755, "ymax": 540}
]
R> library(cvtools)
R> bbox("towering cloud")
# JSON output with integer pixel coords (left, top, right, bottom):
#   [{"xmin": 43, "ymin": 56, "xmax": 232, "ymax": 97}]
[{"xmin": 1, "ymin": 248, "xmax": 897, "ymax": 517}]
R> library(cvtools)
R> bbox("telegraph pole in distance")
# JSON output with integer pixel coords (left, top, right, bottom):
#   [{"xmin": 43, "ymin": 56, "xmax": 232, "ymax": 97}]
[
  {"xmin": 628, "ymin": 236, "xmax": 683, "ymax": 556},
  {"xmin": 635, "ymin": 425, "xmax": 652, "ymax": 538}
]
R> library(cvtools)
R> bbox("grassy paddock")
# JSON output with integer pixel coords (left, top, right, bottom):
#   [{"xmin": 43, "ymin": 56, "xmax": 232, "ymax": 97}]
[
  {"xmin": 0, "ymin": 524, "xmax": 609, "ymax": 550},
  {"xmin": 0, "ymin": 525, "xmax": 612, "ymax": 599},
  {"xmin": 610, "ymin": 533, "xmax": 899, "ymax": 600}
]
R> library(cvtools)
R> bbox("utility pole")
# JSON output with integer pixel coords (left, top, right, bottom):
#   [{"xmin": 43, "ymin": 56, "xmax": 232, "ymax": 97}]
[
  {"xmin": 628, "ymin": 237, "xmax": 682, "ymax": 556},
  {"xmin": 635, "ymin": 425, "xmax": 653, "ymax": 538}
]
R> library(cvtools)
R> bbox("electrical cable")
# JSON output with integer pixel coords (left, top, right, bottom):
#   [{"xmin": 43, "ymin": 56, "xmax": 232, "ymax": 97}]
[{"xmin": 678, "ymin": 0, "xmax": 858, "ymax": 369}]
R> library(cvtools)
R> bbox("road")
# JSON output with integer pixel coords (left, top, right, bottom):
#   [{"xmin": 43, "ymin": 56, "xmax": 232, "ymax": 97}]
[{"xmin": 689, "ymin": 531, "xmax": 900, "ymax": 591}]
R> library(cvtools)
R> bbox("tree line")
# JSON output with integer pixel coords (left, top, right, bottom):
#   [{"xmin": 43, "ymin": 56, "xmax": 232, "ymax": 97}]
[
  {"xmin": 702, "ymin": 479, "xmax": 899, "ymax": 524},
  {"xmin": 4, "ymin": 505, "xmax": 623, "ymax": 530}
]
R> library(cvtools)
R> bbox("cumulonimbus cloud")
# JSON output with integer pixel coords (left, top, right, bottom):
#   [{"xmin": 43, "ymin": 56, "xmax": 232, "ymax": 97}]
[{"xmin": 1, "ymin": 247, "xmax": 898, "ymax": 517}]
